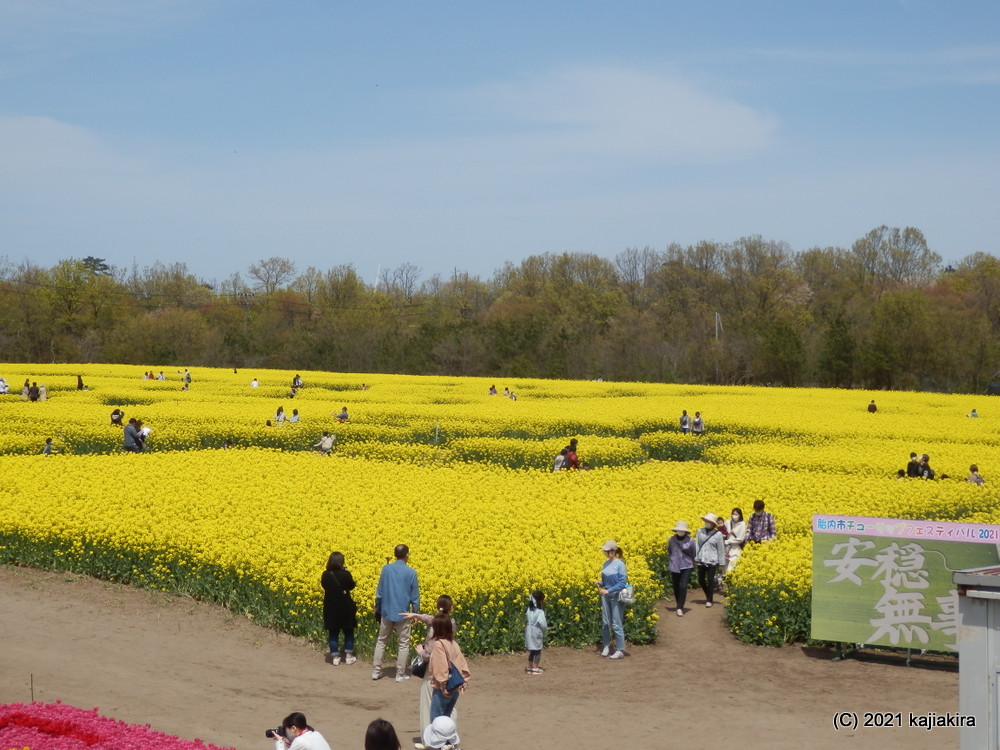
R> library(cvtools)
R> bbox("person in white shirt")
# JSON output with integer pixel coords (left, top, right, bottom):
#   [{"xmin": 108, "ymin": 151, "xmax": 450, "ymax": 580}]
[{"xmin": 272, "ymin": 713, "xmax": 331, "ymax": 750}]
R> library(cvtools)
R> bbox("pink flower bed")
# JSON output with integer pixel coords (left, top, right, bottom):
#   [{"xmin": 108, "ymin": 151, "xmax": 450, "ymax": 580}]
[{"xmin": 0, "ymin": 702, "xmax": 234, "ymax": 750}]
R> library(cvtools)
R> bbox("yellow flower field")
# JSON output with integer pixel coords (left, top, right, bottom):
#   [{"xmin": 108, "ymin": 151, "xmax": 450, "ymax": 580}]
[{"xmin": 0, "ymin": 363, "xmax": 996, "ymax": 650}]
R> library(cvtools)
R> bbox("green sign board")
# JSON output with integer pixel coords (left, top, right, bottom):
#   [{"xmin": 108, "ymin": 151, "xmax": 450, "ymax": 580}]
[{"xmin": 811, "ymin": 515, "xmax": 1000, "ymax": 651}]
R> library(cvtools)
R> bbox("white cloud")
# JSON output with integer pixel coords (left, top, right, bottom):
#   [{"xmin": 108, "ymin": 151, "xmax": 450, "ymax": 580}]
[{"xmin": 464, "ymin": 65, "xmax": 778, "ymax": 163}]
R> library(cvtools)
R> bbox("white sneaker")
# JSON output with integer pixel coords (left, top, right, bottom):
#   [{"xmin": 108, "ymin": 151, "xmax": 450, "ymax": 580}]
[
  {"xmin": 345, "ymin": 653, "xmax": 357, "ymax": 665},
  {"xmin": 676, "ymin": 608, "xmax": 684, "ymax": 617},
  {"xmin": 600, "ymin": 645, "xmax": 610, "ymax": 657},
  {"xmin": 706, "ymin": 601, "xmax": 713, "ymax": 608},
  {"xmin": 331, "ymin": 655, "xmax": 341, "ymax": 666},
  {"xmin": 396, "ymin": 674, "xmax": 410, "ymax": 682},
  {"xmin": 609, "ymin": 650, "xmax": 625, "ymax": 660},
  {"xmin": 372, "ymin": 669, "xmax": 382, "ymax": 681}
]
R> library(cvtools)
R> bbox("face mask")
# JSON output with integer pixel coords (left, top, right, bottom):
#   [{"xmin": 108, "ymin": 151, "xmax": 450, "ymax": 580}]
[
  {"xmin": 732, "ymin": 514, "xmax": 739, "ymax": 521},
  {"xmin": 704, "ymin": 523, "xmax": 713, "ymax": 530},
  {"xmin": 676, "ymin": 531, "xmax": 687, "ymax": 537}
]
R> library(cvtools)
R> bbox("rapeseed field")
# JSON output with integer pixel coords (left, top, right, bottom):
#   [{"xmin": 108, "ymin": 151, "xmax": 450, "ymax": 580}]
[{"xmin": 0, "ymin": 363, "xmax": 995, "ymax": 651}]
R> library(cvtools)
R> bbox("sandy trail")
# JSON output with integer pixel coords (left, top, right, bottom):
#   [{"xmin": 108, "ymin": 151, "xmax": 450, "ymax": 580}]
[{"xmin": 0, "ymin": 565, "xmax": 959, "ymax": 749}]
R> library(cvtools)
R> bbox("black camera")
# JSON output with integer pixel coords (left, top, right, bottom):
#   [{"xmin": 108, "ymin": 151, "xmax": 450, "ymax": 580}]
[{"xmin": 264, "ymin": 726, "xmax": 288, "ymax": 739}]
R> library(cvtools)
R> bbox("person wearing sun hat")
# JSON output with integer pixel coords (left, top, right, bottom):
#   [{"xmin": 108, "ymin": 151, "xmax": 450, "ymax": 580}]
[
  {"xmin": 694, "ymin": 513, "xmax": 726, "ymax": 608},
  {"xmin": 414, "ymin": 715, "xmax": 460, "ymax": 750},
  {"xmin": 594, "ymin": 540, "xmax": 628, "ymax": 660},
  {"xmin": 667, "ymin": 521, "xmax": 696, "ymax": 616}
]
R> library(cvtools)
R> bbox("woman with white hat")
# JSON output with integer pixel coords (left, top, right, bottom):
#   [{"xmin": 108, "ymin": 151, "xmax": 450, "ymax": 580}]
[
  {"xmin": 594, "ymin": 540, "xmax": 628, "ymax": 659},
  {"xmin": 667, "ymin": 521, "xmax": 696, "ymax": 616},
  {"xmin": 695, "ymin": 513, "xmax": 726, "ymax": 608}
]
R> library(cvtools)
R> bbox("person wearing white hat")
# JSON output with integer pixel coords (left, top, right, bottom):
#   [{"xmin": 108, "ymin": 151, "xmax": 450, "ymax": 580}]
[
  {"xmin": 415, "ymin": 715, "xmax": 460, "ymax": 750},
  {"xmin": 594, "ymin": 540, "xmax": 628, "ymax": 659},
  {"xmin": 667, "ymin": 521, "xmax": 696, "ymax": 616},
  {"xmin": 695, "ymin": 514, "xmax": 726, "ymax": 607}
]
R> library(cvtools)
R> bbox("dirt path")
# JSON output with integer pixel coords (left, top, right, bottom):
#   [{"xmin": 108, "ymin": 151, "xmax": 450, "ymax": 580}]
[{"xmin": 0, "ymin": 565, "xmax": 960, "ymax": 749}]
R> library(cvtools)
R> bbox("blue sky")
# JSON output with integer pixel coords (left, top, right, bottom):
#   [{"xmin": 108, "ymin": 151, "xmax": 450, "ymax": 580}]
[{"xmin": 2, "ymin": 0, "xmax": 998, "ymax": 285}]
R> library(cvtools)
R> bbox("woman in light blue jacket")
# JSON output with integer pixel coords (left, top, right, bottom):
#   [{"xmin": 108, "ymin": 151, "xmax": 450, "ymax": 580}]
[
  {"xmin": 595, "ymin": 540, "xmax": 628, "ymax": 660},
  {"xmin": 695, "ymin": 513, "xmax": 726, "ymax": 608}
]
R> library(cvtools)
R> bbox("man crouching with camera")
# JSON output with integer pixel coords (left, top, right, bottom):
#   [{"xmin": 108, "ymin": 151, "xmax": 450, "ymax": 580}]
[{"xmin": 265, "ymin": 712, "xmax": 332, "ymax": 750}]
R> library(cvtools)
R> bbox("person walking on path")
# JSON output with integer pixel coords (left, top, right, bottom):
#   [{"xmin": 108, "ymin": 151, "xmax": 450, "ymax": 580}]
[
  {"xmin": 372, "ymin": 544, "xmax": 420, "ymax": 682},
  {"xmin": 723, "ymin": 508, "xmax": 747, "ymax": 572},
  {"xmin": 695, "ymin": 513, "xmax": 726, "ymax": 608},
  {"xmin": 668, "ymin": 521, "xmax": 696, "ymax": 616},
  {"xmin": 679, "ymin": 410, "xmax": 690, "ymax": 434},
  {"xmin": 746, "ymin": 500, "xmax": 777, "ymax": 543},
  {"xmin": 595, "ymin": 540, "xmax": 627, "ymax": 660}
]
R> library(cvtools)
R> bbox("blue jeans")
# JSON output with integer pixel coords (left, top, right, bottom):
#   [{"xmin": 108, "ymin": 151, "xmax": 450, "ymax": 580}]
[
  {"xmin": 328, "ymin": 627, "xmax": 355, "ymax": 654},
  {"xmin": 430, "ymin": 688, "xmax": 459, "ymax": 721},
  {"xmin": 600, "ymin": 594, "xmax": 625, "ymax": 651}
]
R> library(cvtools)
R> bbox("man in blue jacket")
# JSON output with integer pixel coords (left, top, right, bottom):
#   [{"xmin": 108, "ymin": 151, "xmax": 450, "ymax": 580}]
[{"xmin": 372, "ymin": 544, "xmax": 420, "ymax": 681}]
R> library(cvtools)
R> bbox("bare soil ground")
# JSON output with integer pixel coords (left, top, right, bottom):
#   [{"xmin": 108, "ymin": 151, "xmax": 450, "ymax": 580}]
[{"xmin": 0, "ymin": 565, "xmax": 960, "ymax": 749}]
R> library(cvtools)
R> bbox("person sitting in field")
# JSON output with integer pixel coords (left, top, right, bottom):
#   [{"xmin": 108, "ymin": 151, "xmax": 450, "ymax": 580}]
[
  {"xmin": 110, "ymin": 408, "xmax": 124, "ymax": 426},
  {"xmin": 251, "ymin": 378, "xmax": 260, "ymax": 387},
  {"xmin": 336, "ymin": 407, "xmax": 349, "ymax": 422},
  {"xmin": 488, "ymin": 384, "xmax": 497, "ymax": 395},
  {"xmin": 553, "ymin": 449, "xmax": 569, "ymax": 472},
  {"xmin": 967, "ymin": 464, "xmax": 985, "ymax": 485},
  {"xmin": 289, "ymin": 409, "xmax": 300, "ymax": 423},
  {"xmin": 867, "ymin": 399, "xmax": 877, "ymax": 413},
  {"xmin": 918, "ymin": 454, "xmax": 935, "ymax": 480},
  {"xmin": 42, "ymin": 437, "xmax": 59, "ymax": 455},
  {"xmin": 275, "ymin": 406, "xmax": 287, "ymax": 423},
  {"xmin": 968, "ymin": 408, "xmax": 980, "ymax": 418}
]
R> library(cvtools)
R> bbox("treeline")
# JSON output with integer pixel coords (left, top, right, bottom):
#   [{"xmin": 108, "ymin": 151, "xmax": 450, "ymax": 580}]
[{"xmin": 2, "ymin": 225, "xmax": 999, "ymax": 392}]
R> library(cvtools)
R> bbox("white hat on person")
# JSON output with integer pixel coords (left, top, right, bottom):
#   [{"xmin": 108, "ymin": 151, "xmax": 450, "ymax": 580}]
[
  {"xmin": 600, "ymin": 540, "xmax": 618, "ymax": 552},
  {"xmin": 423, "ymin": 716, "xmax": 460, "ymax": 749},
  {"xmin": 701, "ymin": 512, "xmax": 721, "ymax": 526},
  {"xmin": 672, "ymin": 520, "xmax": 690, "ymax": 533}
]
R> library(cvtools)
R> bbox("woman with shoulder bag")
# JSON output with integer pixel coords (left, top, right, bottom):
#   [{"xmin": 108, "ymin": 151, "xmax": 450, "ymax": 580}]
[
  {"xmin": 426, "ymin": 614, "xmax": 471, "ymax": 724},
  {"xmin": 320, "ymin": 552, "xmax": 357, "ymax": 665},
  {"xmin": 401, "ymin": 595, "xmax": 458, "ymax": 732}
]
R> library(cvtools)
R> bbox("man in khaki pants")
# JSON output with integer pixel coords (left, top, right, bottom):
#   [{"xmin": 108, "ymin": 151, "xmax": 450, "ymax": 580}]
[{"xmin": 372, "ymin": 544, "xmax": 420, "ymax": 682}]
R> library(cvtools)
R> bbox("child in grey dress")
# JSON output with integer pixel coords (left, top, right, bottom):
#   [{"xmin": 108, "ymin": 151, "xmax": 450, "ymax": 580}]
[{"xmin": 524, "ymin": 590, "xmax": 548, "ymax": 674}]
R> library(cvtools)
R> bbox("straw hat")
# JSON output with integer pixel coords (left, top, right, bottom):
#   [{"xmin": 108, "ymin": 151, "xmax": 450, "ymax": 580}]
[
  {"xmin": 672, "ymin": 520, "xmax": 690, "ymax": 533},
  {"xmin": 701, "ymin": 512, "xmax": 721, "ymax": 526}
]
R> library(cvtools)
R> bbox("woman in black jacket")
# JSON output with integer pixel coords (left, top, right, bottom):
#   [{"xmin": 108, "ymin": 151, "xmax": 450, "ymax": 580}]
[{"xmin": 321, "ymin": 551, "xmax": 358, "ymax": 665}]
